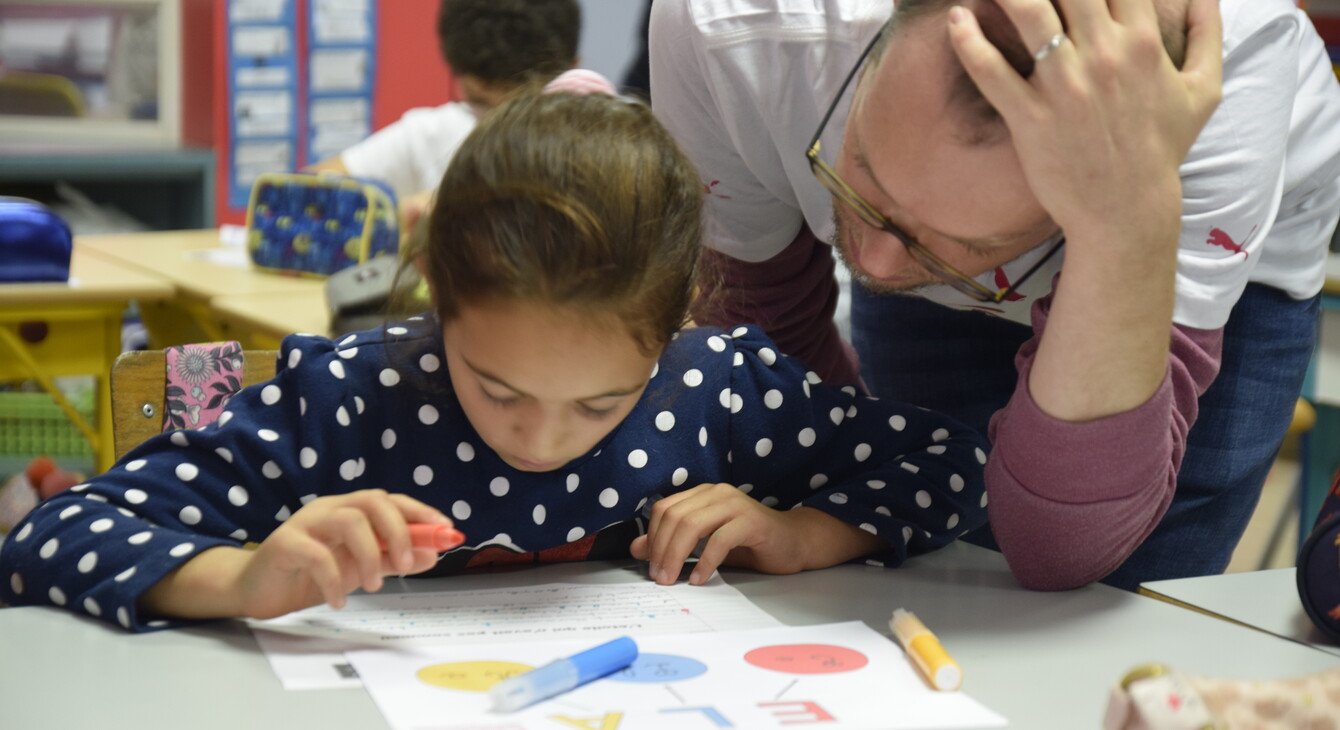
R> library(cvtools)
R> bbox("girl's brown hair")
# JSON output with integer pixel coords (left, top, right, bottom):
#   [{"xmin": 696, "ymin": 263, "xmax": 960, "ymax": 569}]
[{"xmin": 417, "ymin": 90, "xmax": 703, "ymax": 355}]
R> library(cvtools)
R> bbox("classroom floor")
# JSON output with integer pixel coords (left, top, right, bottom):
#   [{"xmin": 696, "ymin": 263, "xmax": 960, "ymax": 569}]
[{"xmin": 1227, "ymin": 441, "xmax": 1301, "ymax": 573}]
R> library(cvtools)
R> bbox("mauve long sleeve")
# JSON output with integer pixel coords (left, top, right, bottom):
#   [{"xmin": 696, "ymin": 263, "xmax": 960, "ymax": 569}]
[{"xmin": 986, "ymin": 287, "xmax": 1224, "ymax": 590}]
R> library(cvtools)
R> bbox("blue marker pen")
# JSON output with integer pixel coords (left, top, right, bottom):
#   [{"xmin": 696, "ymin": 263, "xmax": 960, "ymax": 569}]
[{"xmin": 489, "ymin": 636, "xmax": 639, "ymax": 712}]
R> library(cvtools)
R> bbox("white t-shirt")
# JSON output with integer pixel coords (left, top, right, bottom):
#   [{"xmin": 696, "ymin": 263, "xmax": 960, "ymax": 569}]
[
  {"xmin": 651, "ymin": 0, "xmax": 1340, "ymax": 328},
  {"xmin": 339, "ymin": 102, "xmax": 477, "ymax": 201}
]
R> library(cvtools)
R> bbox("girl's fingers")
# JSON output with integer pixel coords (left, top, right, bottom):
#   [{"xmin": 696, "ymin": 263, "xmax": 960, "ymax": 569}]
[{"xmin": 287, "ymin": 535, "xmax": 347, "ymax": 609}]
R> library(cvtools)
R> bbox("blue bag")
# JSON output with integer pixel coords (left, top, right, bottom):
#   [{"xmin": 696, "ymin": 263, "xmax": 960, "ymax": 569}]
[
  {"xmin": 244, "ymin": 172, "xmax": 400, "ymax": 277},
  {"xmin": 0, "ymin": 197, "xmax": 73, "ymax": 283}
]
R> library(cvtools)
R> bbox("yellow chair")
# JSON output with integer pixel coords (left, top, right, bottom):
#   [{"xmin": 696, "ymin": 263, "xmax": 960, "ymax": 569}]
[
  {"xmin": 110, "ymin": 349, "xmax": 277, "ymax": 462},
  {"xmin": 0, "ymin": 70, "xmax": 84, "ymax": 117}
]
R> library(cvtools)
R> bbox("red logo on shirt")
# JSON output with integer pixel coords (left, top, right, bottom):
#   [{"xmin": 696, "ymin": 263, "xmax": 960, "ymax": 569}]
[
  {"xmin": 993, "ymin": 267, "xmax": 1025, "ymax": 302},
  {"xmin": 1206, "ymin": 225, "xmax": 1255, "ymax": 258},
  {"xmin": 703, "ymin": 180, "xmax": 732, "ymax": 199}
]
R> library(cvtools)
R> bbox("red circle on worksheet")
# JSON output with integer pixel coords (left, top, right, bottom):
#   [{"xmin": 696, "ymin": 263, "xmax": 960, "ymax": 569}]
[{"xmin": 743, "ymin": 644, "xmax": 869, "ymax": 674}]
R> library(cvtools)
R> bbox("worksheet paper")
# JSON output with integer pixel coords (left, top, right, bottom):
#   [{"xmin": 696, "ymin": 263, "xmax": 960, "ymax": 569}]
[
  {"xmin": 248, "ymin": 574, "xmax": 781, "ymax": 690},
  {"xmin": 347, "ymin": 621, "xmax": 1009, "ymax": 730}
]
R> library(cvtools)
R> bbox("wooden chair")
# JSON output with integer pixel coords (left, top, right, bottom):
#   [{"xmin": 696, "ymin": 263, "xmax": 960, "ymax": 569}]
[{"xmin": 110, "ymin": 349, "xmax": 277, "ymax": 462}]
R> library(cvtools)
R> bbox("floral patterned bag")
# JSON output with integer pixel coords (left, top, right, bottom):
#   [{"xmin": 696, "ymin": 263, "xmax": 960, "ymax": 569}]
[{"xmin": 162, "ymin": 342, "xmax": 245, "ymax": 432}]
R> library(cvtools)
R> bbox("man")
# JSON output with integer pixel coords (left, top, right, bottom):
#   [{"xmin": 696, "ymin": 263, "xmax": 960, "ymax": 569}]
[
  {"xmin": 651, "ymin": 0, "xmax": 1340, "ymax": 590},
  {"xmin": 307, "ymin": 0, "xmax": 580, "ymax": 205}
]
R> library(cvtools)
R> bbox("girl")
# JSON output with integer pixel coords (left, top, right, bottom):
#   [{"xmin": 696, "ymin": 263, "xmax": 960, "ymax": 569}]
[{"xmin": 0, "ymin": 89, "xmax": 988, "ymax": 631}]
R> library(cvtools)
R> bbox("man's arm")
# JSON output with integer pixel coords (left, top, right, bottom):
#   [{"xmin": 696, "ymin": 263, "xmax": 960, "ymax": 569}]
[{"xmin": 302, "ymin": 156, "xmax": 349, "ymax": 175}]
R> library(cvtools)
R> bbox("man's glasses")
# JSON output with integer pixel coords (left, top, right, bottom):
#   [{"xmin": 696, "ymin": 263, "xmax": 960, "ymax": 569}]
[{"xmin": 805, "ymin": 28, "xmax": 1064, "ymax": 303}]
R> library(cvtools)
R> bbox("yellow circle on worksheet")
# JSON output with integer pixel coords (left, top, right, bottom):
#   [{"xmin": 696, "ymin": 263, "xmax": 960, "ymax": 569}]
[{"xmin": 416, "ymin": 661, "xmax": 534, "ymax": 692}]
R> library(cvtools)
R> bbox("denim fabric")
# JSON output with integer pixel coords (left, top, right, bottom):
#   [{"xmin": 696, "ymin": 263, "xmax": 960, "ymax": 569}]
[{"xmin": 850, "ymin": 282, "xmax": 1319, "ymax": 591}]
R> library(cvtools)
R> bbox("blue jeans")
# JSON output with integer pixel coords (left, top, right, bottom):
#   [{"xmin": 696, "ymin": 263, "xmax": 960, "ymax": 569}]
[{"xmin": 851, "ymin": 282, "xmax": 1319, "ymax": 591}]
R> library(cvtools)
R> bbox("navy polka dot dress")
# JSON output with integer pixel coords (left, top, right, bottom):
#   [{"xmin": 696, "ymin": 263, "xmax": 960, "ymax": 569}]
[{"xmin": 0, "ymin": 318, "xmax": 988, "ymax": 631}]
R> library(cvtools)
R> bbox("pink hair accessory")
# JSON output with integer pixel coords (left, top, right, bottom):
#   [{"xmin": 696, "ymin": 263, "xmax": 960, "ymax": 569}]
[{"xmin": 542, "ymin": 69, "xmax": 618, "ymax": 96}]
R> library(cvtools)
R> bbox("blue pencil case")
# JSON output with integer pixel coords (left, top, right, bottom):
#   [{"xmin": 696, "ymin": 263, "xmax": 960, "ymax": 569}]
[
  {"xmin": 244, "ymin": 172, "xmax": 400, "ymax": 277},
  {"xmin": 0, "ymin": 197, "xmax": 73, "ymax": 283}
]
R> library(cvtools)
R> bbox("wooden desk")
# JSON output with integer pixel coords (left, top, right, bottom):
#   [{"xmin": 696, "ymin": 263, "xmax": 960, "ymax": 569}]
[
  {"xmin": 0, "ymin": 251, "xmax": 173, "ymax": 473},
  {"xmin": 78, "ymin": 229, "xmax": 330, "ymax": 349},
  {"xmin": 211, "ymin": 290, "xmax": 331, "ymax": 350},
  {"xmin": 2, "ymin": 543, "xmax": 1337, "ymax": 730},
  {"xmin": 1141, "ymin": 568, "xmax": 1340, "ymax": 657}
]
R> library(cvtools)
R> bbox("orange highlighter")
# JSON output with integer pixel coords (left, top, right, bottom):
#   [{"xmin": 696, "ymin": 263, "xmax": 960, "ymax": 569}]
[
  {"xmin": 890, "ymin": 608, "xmax": 963, "ymax": 691},
  {"xmin": 377, "ymin": 523, "xmax": 466, "ymax": 552}
]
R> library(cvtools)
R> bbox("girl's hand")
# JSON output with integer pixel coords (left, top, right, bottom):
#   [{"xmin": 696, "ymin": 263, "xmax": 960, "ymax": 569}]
[
  {"xmin": 946, "ymin": 0, "xmax": 1223, "ymax": 247},
  {"xmin": 233, "ymin": 489, "xmax": 451, "ymax": 618}
]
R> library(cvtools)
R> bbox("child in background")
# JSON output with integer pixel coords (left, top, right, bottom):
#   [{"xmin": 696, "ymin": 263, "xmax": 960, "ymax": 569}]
[
  {"xmin": 0, "ymin": 87, "xmax": 989, "ymax": 631},
  {"xmin": 306, "ymin": 0, "xmax": 580, "ymax": 206}
]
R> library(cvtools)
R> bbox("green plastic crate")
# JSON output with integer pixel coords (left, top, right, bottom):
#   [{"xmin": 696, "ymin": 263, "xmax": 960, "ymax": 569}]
[{"xmin": 0, "ymin": 391, "xmax": 95, "ymax": 458}]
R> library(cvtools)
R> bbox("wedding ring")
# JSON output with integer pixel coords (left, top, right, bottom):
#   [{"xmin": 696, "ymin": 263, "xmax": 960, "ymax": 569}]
[{"xmin": 1032, "ymin": 32, "xmax": 1067, "ymax": 61}]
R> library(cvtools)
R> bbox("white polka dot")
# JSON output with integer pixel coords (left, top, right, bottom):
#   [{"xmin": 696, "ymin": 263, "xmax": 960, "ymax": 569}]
[
  {"xmin": 655, "ymin": 411, "xmax": 675, "ymax": 431},
  {"xmin": 228, "ymin": 486, "xmax": 249, "ymax": 506},
  {"xmin": 489, "ymin": 477, "xmax": 510, "ymax": 496},
  {"xmin": 39, "ymin": 539, "xmax": 59, "ymax": 559},
  {"xmin": 763, "ymin": 389, "xmax": 783, "ymax": 409},
  {"xmin": 598, "ymin": 488, "xmax": 619, "ymax": 508},
  {"xmin": 179, "ymin": 506, "xmax": 202, "ymax": 525},
  {"xmin": 683, "ymin": 369, "xmax": 703, "ymax": 387},
  {"xmin": 889, "ymin": 415, "xmax": 907, "ymax": 432},
  {"xmin": 758, "ymin": 348, "xmax": 778, "ymax": 366},
  {"xmin": 451, "ymin": 500, "xmax": 471, "ymax": 520},
  {"xmin": 707, "ymin": 335, "xmax": 726, "ymax": 352},
  {"xmin": 730, "ymin": 393, "xmax": 744, "ymax": 413},
  {"xmin": 698, "ymin": 427, "xmax": 708, "ymax": 447},
  {"xmin": 915, "ymin": 490, "xmax": 932, "ymax": 509},
  {"xmin": 567, "ymin": 527, "xmax": 585, "ymax": 542},
  {"xmin": 805, "ymin": 371, "xmax": 822, "ymax": 385},
  {"xmin": 336, "ymin": 405, "xmax": 351, "ymax": 426},
  {"xmin": 902, "ymin": 526, "xmax": 914, "ymax": 544},
  {"xmin": 420, "ymin": 353, "xmax": 441, "ymax": 373},
  {"xmin": 672, "ymin": 467, "xmax": 688, "ymax": 486},
  {"xmin": 565, "ymin": 474, "xmax": 580, "ymax": 492},
  {"xmin": 798, "ymin": 428, "xmax": 816, "ymax": 447},
  {"xmin": 414, "ymin": 465, "xmax": 434, "ymax": 486},
  {"xmin": 299, "ymin": 398, "xmax": 306, "ymax": 416},
  {"xmin": 84, "ymin": 494, "xmax": 108, "ymax": 503},
  {"xmin": 854, "ymin": 443, "xmax": 872, "ymax": 462},
  {"xmin": 297, "ymin": 447, "xmax": 317, "ymax": 469},
  {"xmin": 128, "ymin": 531, "xmax": 152, "ymax": 545},
  {"xmin": 733, "ymin": 352, "xmax": 744, "ymax": 367},
  {"xmin": 949, "ymin": 474, "xmax": 965, "ymax": 492},
  {"xmin": 533, "ymin": 505, "xmax": 547, "ymax": 525},
  {"xmin": 931, "ymin": 428, "xmax": 950, "ymax": 442},
  {"xmin": 628, "ymin": 450, "xmax": 648, "ymax": 469},
  {"xmin": 9, "ymin": 573, "xmax": 22, "ymax": 594},
  {"xmin": 339, "ymin": 334, "xmax": 358, "ymax": 346},
  {"xmin": 355, "ymin": 396, "xmax": 365, "ymax": 414},
  {"xmin": 867, "ymin": 480, "xmax": 886, "ymax": 490},
  {"xmin": 829, "ymin": 407, "xmax": 844, "ymax": 425},
  {"xmin": 262, "ymin": 461, "xmax": 283, "ymax": 479},
  {"xmin": 732, "ymin": 326, "xmax": 749, "ymax": 338},
  {"xmin": 859, "ymin": 523, "xmax": 878, "ymax": 535},
  {"xmin": 175, "ymin": 462, "xmax": 199, "ymax": 482},
  {"xmin": 287, "ymin": 349, "xmax": 302, "ymax": 369},
  {"xmin": 810, "ymin": 473, "xmax": 828, "ymax": 489},
  {"xmin": 70, "ymin": 483, "xmax": 89, "ymax": 492},
  {"xmin": 980, "ymin": 492, "xmax": 989, "ymax": 508},
  {"xmin": 339, "ymin": 459, "xmax": 360, "ymax": 481},
  {"xmin": 14, "ymin": 523, "xmax": 32, "ymax": 541},
  {"xmin": 875, "ymin": 506, "xmax": 892, "ymax": 516},
  {"xmin": 947, "ymin": 513, "xmax": 960, "ymax": 530},
  {"xmin": 261, "ymin": 384, "xmax": 282, "ymax": 405},
  {"xmin": 802, "ymin": 380, "xmax": 811, "ymax": 398},
  {"xmin": 169, "ymin": 543, "xmax": 196, "ymax": 558},
  {"xmin": 117, "ymin": 508, "xmax": 134, "ymax": 517},
  {"xmin": 419, "ymin": 404, "xmax": 440, "ymax": 425},
  {"xmin": 215, "ymin": 447, "xmax": 234, "ymax": 463},
  {"xmin": 718, "ymin": 388, "xmax": 732, "ymax": 409},
  {"xmin": 229, "ymin": 529, "xmax": 248, "ymax": 541},
  {"xmin": 760, "ymin": 496, "xmax": 780, "ymax": 507},
  {"xmin": 738, "ymin": 483, "xmax": 753, "ymax": 494},
  {"xmin": 829, "ymin": 493, "xmax": 849, "ymax": 505},
  {"xmin": 275, "ymin": 506, "xmax": 292, "ymax": 522},
  {"xmin": 842, "ymin": 386, "xmax": 857, "ymax": 397},
  {"xmin": 927, "ymin": 445, "xmax": 947, "ymax": 455},
  {"xmin": 83, "ymin": 597, "xmax": 100, "ymax": 616},
  {"xmin": 338, "ymin": 346, "xmax": 359, "ymax": 360},
  {"xmin": 258, "ymin": 428, "xmax": 280, "ymax": 442},
  {"xmin": 124, "ymin": 488, "xmax": 148, "ymax": 504},
  {"xmin": 328, "ymin": 360, "xmax": 346, "ymax": 379},
  {"xmin": 847, "ymin": 405, "xmax": 858, "ymax": 418},
  {"xmin": 381, "ymin": 429, "xmax": 397, "ymax": 450},
  {"xmin": 380, "ymin": 368, "xmax": 401, "ymax": 386},
  {"xmin": 975, "ymin": 448, "xmax": 987, "ymax": 465},
  {"xmin": 755, "ymin": 438, "xmax": 773, "ymax": 457},
  {"xmin": 650, "ymin": 363, "xmax": 659, "ymax": 379},
  {"xmin": 117, "ymin": 607, "xmax": 130, "ymax": 629},
  {"xmin": 59, "ymin": 505, "xmax": 82, "ymax": 520},
  {"xmin": 457, "ymin": 442, "xmax": 475, "ymax": 462},
  {"xmin": 115, "ymin": 566, "xmax": 137, "ymax": 582},
  {"xmin": 89, "ymin": 518, "xmax": 114, "ymax": 533},
  {"xmin": 77, "ymin": 551, "xmax": 98, "ymax": 573},
  {"xmin": 387, "ymin": 326, "xmax": 408, "ymax": 336},
  {"xmin": 170, "ymin": 431, "xmax": 189, "ymax": 447},
  {"xmin": 300, "ymin": 493, "xmax": 317, "ymax": 505},
  {"xmin": 49, "ymin": 586, "xmax": 66, "ymax": 605},
  {"xmin": 901, "ymin": 462, "xmax": 921, "ymax": 475}
]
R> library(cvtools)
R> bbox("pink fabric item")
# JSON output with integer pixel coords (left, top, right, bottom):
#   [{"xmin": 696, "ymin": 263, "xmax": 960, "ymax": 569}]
[
  {"xmin": 986, "ymin": 278, "xmax": 1224, "ymax": 590},
  {"xmin": 542, "ymin": 69, "xmax": 618, "ymax": 96},
  {"xmin": 692, "ymin": 225, "xmax": 864, "ymax": 388},
  {"xmin": 163, "ymin": 342, "xmax": 246, "ymax": 431}
]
